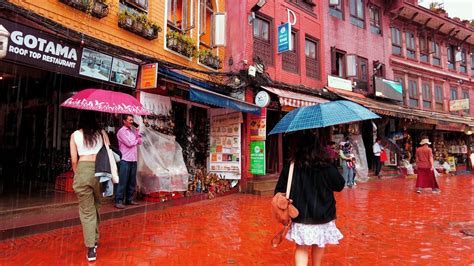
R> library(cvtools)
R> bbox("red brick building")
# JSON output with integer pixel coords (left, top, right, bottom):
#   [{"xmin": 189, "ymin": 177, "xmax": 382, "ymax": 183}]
[{"xmin": 225, "ymin": 0, "xmax": 327, "ymax": 186}]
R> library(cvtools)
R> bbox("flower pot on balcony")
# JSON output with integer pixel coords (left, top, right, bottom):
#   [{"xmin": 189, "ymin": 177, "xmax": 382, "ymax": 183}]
[
  {"xmin": 91, "ymin": 1, "xmax": 109, "ymax": 19},
  {"xmin": 132, "ymin": 21, "xmax": 143, "ymax": 33}
]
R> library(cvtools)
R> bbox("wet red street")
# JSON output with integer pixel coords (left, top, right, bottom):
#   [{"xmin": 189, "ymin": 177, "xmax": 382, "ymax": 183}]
[{"xmin": 0, "ymin": 175, "xmax": 473, "ymax": 265}]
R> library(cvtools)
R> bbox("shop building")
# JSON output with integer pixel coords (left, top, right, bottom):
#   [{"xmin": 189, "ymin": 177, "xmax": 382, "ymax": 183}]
[
  {"xmin": 322, "ymin": 0, "xmax": 474, "ymax": 174},
  {"xmin": 225, "ymin": 0, "xmax": 329, "ymax": 191},
  {"xmin": 0, "ymin": 0, "xmax": 244, "ymax": 211}
]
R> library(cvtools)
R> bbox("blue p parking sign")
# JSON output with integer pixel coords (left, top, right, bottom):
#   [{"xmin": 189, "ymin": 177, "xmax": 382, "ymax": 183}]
[{"xmin": 277, "ymin": 22, "xmax": 292, "ymax": 53}]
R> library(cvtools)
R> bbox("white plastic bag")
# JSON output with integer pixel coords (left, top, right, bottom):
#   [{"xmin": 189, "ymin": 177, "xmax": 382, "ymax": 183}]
[{"xmin": 433, "ymin": 168, "xmax": 441, "ymax": 178}]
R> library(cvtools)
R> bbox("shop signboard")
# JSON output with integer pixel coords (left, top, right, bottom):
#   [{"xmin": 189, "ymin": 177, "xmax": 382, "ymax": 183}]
[
  {"xmin": 110, "ymin": 57, "xmax": 139, "ymax": 87},
  {"xmin": 449, "ymin": 98, "xmax": 469, "ymax": 111},
  {"xmin": 249, "ymin": 108, "xmax": 266, "ymax": 141},
  {"xmin": 0, "ymin": 18, "xmax": 82, "ymax": 76},
  {"xmin": 436, "ymin": 121, "xmax": 465, "ymax": 132},
  {"xmin": 277, "ymin": 22, "xmax": 292, "ymax": 53},
  {"xmin": 139, "ymin": 63, "xmax": 158, "ymax": 89},
  {"xmin": 79, "ymin": 48, "xmax": 112, "ymax": 81},
  {"xmin": 327, "ymin": 75, "xmax": 352, "ymax": 91},
  {"xmin": 374, "ymin": 77, "xmax": 403, "ymax": 101},
  {"xmin": 209, "ymin": 111, "xmax": 242, "ymax": 180},
  {"xmin": 250, "ymin": 141, "xmax": 266, "ymax": 175}
]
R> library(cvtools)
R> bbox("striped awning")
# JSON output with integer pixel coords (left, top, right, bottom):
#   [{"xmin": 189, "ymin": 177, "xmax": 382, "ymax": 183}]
[{"xmin": 262, "ymin": 86, "xmax": 328, "ymax": 108}]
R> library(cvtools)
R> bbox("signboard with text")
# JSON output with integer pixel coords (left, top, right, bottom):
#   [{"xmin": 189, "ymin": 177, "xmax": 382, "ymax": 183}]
[
  {"xmin": 249, "ymin": 108, "xmax": 267, "ymax": 141},
  {"xmin": 277, "ymin": 23, "xmax": 292, "ymax": 53},
  {"xmin": 0, "ymin": 18, "xmax": 82, "ymax": 76},
  {"xmin": 139, "ymin": 63, "xmax": 158, "ymax": 89},
  {"xmin": 449, "ymin": 98, "xmax": 470, "ymax": 111},
  {"xmin": 250, "ymin": 141, "xmax": 266, "ymax": 175}
]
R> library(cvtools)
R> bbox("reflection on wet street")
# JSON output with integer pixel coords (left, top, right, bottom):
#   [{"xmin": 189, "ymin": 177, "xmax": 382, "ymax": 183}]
[{"xmin": 0, "ymin": 175, "xmax": 473, "ymax": 265}]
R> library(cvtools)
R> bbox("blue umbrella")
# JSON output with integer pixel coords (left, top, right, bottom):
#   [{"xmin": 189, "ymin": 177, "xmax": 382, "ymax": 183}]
[{"xmin": 269, "ymin": 100, "xmax": 380, "ymax": 135}]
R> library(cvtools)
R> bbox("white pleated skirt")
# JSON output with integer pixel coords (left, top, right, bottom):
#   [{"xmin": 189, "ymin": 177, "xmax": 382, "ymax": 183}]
[{"xmin": 286, "ymin": 220, "xmax": 343, "ymax": 247}]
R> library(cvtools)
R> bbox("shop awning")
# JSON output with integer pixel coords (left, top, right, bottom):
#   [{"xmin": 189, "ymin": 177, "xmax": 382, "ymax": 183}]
[
  {"xmin": 374, "ymin": 77, "xmax": 403, "ymax": 102},
  {"xmin": 189, "ymin": 85, "xmax": 261, "ymax": 115},
  {"xmin": 328, "ymin": 87, "xmax": 474, "ymax": 129},
  {"xmin": 262, "ymin": 86, "xmax": 328, "ymax": 108}
]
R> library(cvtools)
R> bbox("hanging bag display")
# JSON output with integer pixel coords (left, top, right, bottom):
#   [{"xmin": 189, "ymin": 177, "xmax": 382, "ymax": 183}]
[{"xmin": 271, "ymin": 161, "xmax": 299, "ymax": 247}]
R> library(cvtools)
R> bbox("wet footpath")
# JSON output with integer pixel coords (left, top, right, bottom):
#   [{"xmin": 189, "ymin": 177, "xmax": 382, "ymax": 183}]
[{"xmin": 0, "ymin": 175, "xmax": 473, "ymax": 265}]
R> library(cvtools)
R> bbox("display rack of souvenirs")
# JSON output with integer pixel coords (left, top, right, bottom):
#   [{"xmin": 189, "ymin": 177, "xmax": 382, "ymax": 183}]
[
  {"xmin": 446, "ymin": 139, "xmax": 468, "ymax": 154},
  {"xmin": 432, "ymin": 133, "xmax": 448, "ymax": 161},
  {"xmin": 397, "ymin": 130, "xmax": 413, "ymax": 162},
  {"xmin": 188, "ymin": 168, "xmax": 231, "ymax": 199}
]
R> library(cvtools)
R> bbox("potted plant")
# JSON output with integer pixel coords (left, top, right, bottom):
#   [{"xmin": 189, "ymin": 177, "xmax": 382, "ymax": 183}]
[
  {"xmin": 118, "ymin": 10, "xmax": 134, "ymax": 28},
  {"xmin": 167, "ymin": 31, "xmax": 180, "ymax": 49},
  {"xmin": 132, "ymin": 13, "xmax": 146, "ymax": 33},
  {"xmin": 91, "ymin": 0, "xmax": 109, "ymax": 18}
]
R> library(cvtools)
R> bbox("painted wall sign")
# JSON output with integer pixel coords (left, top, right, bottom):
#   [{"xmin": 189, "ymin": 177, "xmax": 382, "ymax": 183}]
[{"xmin": 0, "ymin": 18, "xmax": 82, "ymax": 76}]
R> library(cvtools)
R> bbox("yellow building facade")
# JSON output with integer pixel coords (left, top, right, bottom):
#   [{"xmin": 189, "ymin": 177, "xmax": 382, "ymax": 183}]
[{"xmin": 8, "ymin": 0, "xmax": 226, "ymax": 80}]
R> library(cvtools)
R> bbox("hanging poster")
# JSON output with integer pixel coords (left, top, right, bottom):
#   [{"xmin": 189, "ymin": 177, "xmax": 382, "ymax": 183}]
[
  {"xmin": 79, "ymin": 48, "xmax": 112, "ymax": 81},
  {"xmin": 109, "ymin": 57, "xmax": 139, "ymax": 87},
  {"xmin": 249, "ymin": 108, "xmax": 267, "ymax": 141},
  {"xmin": 209, "ymin": 110, "xmax": 242, "ymax": 180},
  {"xmin": 250, "ymin": 141, "xmax": 265, "ymax": 175}
]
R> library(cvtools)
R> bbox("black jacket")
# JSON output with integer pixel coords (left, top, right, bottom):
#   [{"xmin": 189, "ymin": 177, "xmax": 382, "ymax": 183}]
[{"xmin": 274, "ymin": 162, "xmax": 345, "ymax": 224}]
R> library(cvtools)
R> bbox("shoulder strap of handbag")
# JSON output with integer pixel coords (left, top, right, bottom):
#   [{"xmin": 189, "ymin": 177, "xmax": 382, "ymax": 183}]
[{"xmin": 285, "ymin": 161, "xmax": 295, "ymax": 200}]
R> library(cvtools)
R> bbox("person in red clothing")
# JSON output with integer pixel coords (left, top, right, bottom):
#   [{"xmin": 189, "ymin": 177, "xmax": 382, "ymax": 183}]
[{"xmin": 415, "ymin": 138, "xmax": 440, "ymax": 193}]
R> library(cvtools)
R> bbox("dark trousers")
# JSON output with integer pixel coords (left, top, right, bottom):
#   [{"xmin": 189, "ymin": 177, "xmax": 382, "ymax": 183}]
[
  {"xmin": 116, "ymin": 160, "xmax": 137, "ymax": 204},
  {"xmin": 374, "ymin": 155, "xmax": 382, "ymax": 176}
]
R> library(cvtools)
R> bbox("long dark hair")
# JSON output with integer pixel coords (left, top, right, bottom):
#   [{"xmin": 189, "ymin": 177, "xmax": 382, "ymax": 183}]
[
  {"xmin": 78, "ymin": 110, "xmax": 101, "ymax": 148},
  {"xmin": 288, "ymin": 130, "xmax": 329, "ymax": 167}
]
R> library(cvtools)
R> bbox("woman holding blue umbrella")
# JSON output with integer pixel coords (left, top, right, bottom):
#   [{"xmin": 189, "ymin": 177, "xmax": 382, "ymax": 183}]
[{"xmin": 274, "ymin": 131, "xmax": 345, "ymax": 266}]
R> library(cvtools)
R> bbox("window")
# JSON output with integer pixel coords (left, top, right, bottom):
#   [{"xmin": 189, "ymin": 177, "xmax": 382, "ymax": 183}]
[
  {"xmin": 373, "ymin": 61, "xmax": 385, "ymax": 77},
  {"xmin": 305, "ymin": 37, "xmax": 320, "ymax": 79},
  {"xmin": 288, "ymin": 0, "xmax": 316, "ymax": 12},
  {"xmin": 199, "ymin": 0, "xmax": 214, "ymax": 46},
  {"xmin": 369, "ymin": 5, "xmax": 381, "ymax": 35},
  {"xmin": 434, "ymin": 85, "xmax": 443, "ymax": 111},
  {"xmin": 460, "ymin": 49, "xmax": 467, "ymax": 73},
  {"xmin": 124, "ymin": 0, "xmax": 149, "ymax": 12},
  {"xmin": 472, "ymin": 55, "xmax": 474, "ymax": 75},
  {"xmin": 447, "ymin": 45, "xmax": 456, "ymax": 70},
  {"xmin": 462, "ymin": 90, "xmax": 470, "ymax": 115},
  {"xmin": 329, "ymin": 0, "xmax": 344, "ymax": 19},
  {"xmin": 422, "ymin": 83, "xmax": 431, "ymax": 109},
  {"xmin": 450, "ymin": 87, "xmax": 458, "ymax": 100},
  {"xmin": 282, "ymin": 32, "xmax": 299, "ymax": 73},
  {"xmin": 168, "ymin": 0, "xmax": 193, "ymax": 31},
  {"xmin": 408, "ymin": 79, "xmax": 418, "ymax": 107},
  {"xmin": 253, "ymin": 16, "xmax": 273, "ymax": 66},
  {"xmin": 405, "ymin": 32, "xmax": 416, "ymax": 59},
  {"xmin": 419, "ymin": 36, "xmax": 429, "ymax": 63},
  {"xmin": 432, "ymin": 41, "xmax": 441, "ymax": 66},
  {"xmin": 391, "ymin": 28, "xmax": 401, "ymax": 55},
  {"xmin": 331, "ymin": 47, "xmax": 346, "ymax": 77},
  {"xmin": 350, "ymin": 0, "xmax": 365, "ymax": 29},
  {"xmin": 358, "ymin": 57, "xmax": 368, "ymax": 81},
  {"xmin": 253, "ymin": 17, "xmax": 270, "ymax": 41}
]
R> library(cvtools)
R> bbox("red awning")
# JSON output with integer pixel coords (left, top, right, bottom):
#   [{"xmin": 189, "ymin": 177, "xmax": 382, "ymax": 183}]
[{"xmin": 262, "ymin": 86, "xmax": 328, "ymax": 108}]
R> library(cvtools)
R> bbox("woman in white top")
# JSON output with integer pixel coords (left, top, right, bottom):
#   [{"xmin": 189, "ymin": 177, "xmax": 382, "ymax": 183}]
[{"xmin": 70, "ymin": 110, "xmax": 110, "ymax": 262}]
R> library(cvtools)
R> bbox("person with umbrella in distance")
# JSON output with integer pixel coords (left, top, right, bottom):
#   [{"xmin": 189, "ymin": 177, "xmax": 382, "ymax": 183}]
[
  {"xmin": 415, "ymin": 138, "xmax": 441, "ymax": 193},
  {"xmin": 115, "ymin": 114, "xmax": 142, "ymax": 209},
  {"xmin": 274, "ymin": 131, "xmax": 345, "ymax": 266},
  {"xmin": 69, "ymin": 110, "xmax": 113, "ymax": 261}
]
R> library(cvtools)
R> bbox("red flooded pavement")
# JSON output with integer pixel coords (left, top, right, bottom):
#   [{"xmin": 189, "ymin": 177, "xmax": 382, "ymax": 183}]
[{"xmin": 0, "ymin": 175, "xmax": 473, "ymax": 265}]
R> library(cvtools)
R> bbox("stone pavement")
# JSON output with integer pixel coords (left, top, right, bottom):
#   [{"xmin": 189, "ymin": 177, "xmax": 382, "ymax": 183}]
[{"xmin": 0, "ymin": 175, "xmax": 473, "ymax": 265}]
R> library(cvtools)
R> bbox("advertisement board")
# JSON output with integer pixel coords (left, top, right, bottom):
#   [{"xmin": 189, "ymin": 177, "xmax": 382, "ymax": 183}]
[{"xmin": 250, "ymin": 141, "xmax": 266, "ymax": 175}]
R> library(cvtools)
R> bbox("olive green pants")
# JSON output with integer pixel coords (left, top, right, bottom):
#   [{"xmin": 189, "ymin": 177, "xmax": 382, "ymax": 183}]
[{"xmin": 73, "ymin": 161, "xmax": 101, "ymax": 248}]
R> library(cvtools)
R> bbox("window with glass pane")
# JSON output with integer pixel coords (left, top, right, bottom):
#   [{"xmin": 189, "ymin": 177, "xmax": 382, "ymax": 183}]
[
  {"xmin": 472, "ymin": 55, "xmax": 474, "ymax": 75},
  {"xmin": 350, "ymin": 0, "xmax": 365, "ymax": 28},
  {"xmin": 168, "ymin": 0, "xmax": 191, "ymax": 30},
  {"xmin": 460, "ymin": 50, "xmax": 467, "ymax": 73},
  {"xmin": 435, "ymin": 85, "xmax": 443, "ymax": 111},
  {"xmin": 462, "ymin": 90, "xmax": 470, "ymax": 115},
  {"xmin": 329, "ymin": 0, "xmax": 343, "ymax": 19},
  {"xmin": 391, "ymin": 28, "xmax": 401, "ymax": 55},
  {"xmin": 447, "ymin": 46, "xmax": 455, "ymax": 70},
  {"xmin": 422, "ymin": 83, "xmax": 431, "ymax": 109},
  {"xmin": 305, "ymin": 38, "xmax": 319, "ymax": 79},
  {"xmin": 450, "ymin": 88, "xmax": 458, "ymax": 100},
  {"xmin": 408, "ymin": 80, "xmax": 418, "ymax": 107},
  {"xmin": 253, "ymin": 18, "xmax": 269, "ymax": 41},
  {"xmin": 369, "ymin": 5, "xmax": 381, "ymax": 34},
  {"xmin": 199, "ymin": 0, "xmax": 214, "ymax": 46},
  {"xmin": 358, "ymin": 57, "xmax": 368, "ymax": 81},
  {"xmin": 419, "ymin": 37, "xmax": 429, "ymax": 63},
  {"xmin": 405, "ymin": 32, "xmax": 416, "ymax": 59},
  {"xmin": 432, "ymin": 42, "xmax": 440, "ymax": 65}
]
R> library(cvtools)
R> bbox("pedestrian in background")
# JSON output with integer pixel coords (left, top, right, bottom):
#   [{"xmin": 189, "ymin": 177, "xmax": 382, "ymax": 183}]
[
  {"xmin": 339, "ymin": 140, "xmax": 354, "ymax": 187},
  {"xmin": 115, "ymin": 114, "xmax": 142, "ymax": 209},
  {"xmin": 70, "ymin": 111, "xmax": 110, "ymax": 262},
  {"xmin": 415, "ymin": 138, "xmax": 441, "ymax": 193},
  {"xmin": 373, "ymin": 137, "xmax": 383, "ymax": 178},
  {"xmin": 275, "ymin": 131, "xmax": 345, "ymax": 266}
]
